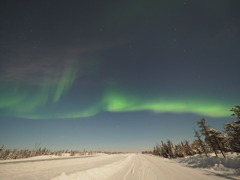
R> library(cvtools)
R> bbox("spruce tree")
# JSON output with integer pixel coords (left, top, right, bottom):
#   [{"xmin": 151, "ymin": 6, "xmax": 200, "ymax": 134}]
[
  {"xmin": 224, "ymin": 105, "xmax": 240, "ymax": 152},
  {"xmin": 197, "ymin": 118, "xmax": 218, "ymax": 157},
  {"xmin": 207, "ymin": 128, "xmax": 226, "ymax": 158},
  {"xmin": 167, "ymin": 140, "xmax": 175, "ymax": 158},
  {"xmin": 193, "ymin": 129, "xmax": 208, "ymax": 157}
]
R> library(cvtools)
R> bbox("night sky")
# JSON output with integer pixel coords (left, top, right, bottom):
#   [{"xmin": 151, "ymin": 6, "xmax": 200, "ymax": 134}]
[{"xmin": 0, "ymin": 0, "xmax": 240, "ymax": 152}]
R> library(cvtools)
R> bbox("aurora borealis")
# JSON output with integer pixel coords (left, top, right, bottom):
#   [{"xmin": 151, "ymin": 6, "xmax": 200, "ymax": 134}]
[
  {"xmin": 0, "ymin": 0, "xmax": 240, "ymax": 151},
  {"xmin": 0, "ymin": 68, "xmax": 234, "ymax": 119}
]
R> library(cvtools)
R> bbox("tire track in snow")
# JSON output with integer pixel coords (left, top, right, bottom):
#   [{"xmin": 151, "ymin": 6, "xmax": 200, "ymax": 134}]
[{"xmin": 123, "ymin": 161, "xmax": 135, "ymax": 180}]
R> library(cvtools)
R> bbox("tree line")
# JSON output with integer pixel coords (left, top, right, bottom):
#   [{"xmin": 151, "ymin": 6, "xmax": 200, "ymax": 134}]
[
  {"xmin": 0, "ymin": 147, "xmax": 95, "ymax": 160},
  {"xmin": 142, "ymin": 105, "xmax": 240, "ymax": 158}
]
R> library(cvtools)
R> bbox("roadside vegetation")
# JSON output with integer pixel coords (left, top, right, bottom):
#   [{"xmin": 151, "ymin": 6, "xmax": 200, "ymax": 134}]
[
  {"xmin": 0, "ymin": 147, "xmax": 127, "ymax": 160},
  {"xmin": 0, "ymin": 147, "xmax": 95, "ymax": 160},
  {"xmin": 143, "ymin": 105, "xmax": 240, "ymax": 158}
]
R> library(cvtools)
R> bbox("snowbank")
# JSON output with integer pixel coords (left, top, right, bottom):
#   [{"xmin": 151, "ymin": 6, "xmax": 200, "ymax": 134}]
[
  {"xmin": 176, "ymin": 153, "xmax": 240, "ymax": 175},
  {"xmin": 0, "ymin": 153, "xmax": 96, "ymax": 164}
]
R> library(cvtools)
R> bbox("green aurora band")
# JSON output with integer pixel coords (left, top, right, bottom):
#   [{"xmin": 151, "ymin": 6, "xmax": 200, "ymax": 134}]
[
  {"xmin": 0, "ymin": 65, "xmax": 234, "ymax": 119},
  {"xmin": 0, "ymin": 86, "xmax": 234, "ymax": 119},
  {"xmin": 53, "ymin": 66, "xmax": 78, "ymax": 103},
  {"xmin": 0, "ymin": 64, "xmax": 78, "ymax": 117},
  {"xmin": 102, "ymin": 90, "xmax": 232, "ymax": 118}
]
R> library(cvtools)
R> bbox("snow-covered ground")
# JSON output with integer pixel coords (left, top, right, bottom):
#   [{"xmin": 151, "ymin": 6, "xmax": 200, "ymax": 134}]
[
  {"xmin": 0, "ymin": 153, "xmax": 239, "ymax": 180},
  {"xmin": 175, "ymin": 153, "xmax": 240, "ymax": 178},
  {"xmin": 0, "ymin": 153, "xmax": 94, "ymax": 164}
]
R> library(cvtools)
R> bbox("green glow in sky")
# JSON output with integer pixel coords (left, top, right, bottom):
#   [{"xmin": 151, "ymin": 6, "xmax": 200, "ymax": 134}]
[
  {"xmin": 0, "ymin": 64, "xmax": 78, "ymax": 117},
  {"xmin": 53, "ymin": 65, "xmax": 78, "ymax": 103},
  {"xmin": 102, "ymin": 90, "xmax": 231, "ymax": 118},
  {"xmin": 0, "ymin": 80, "xmax": 233, "ymax": 119}
]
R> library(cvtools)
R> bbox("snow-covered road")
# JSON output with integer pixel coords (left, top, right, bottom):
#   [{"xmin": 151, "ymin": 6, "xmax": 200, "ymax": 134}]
[{"xmin": 0, "ymin": 154, "xmax": 238, "ymax": 180}]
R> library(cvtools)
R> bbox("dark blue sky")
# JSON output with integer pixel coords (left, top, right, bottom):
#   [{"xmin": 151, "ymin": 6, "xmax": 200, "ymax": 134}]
[{"xmin": 0, "ymin": 0, "xmax": 239, "ymax": 152}]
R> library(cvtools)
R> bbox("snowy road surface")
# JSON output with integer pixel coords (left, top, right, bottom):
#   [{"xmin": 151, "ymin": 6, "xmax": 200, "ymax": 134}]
[{"xmin": 0, "ymin": 154, "xmax": 237, "ymax": 180}]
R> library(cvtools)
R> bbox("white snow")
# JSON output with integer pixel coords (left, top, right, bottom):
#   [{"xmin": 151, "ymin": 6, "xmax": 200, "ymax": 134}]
[
  {"xmin": 0, "ymin": 153, "xmax": 94, "ymax": 164},
  {"xmin": 175, "ymin": 153, "xmax": 240, "ymax": 178},
  {"xmin": 0, "ymin": 153, "xmax": 239, "ymax": 180},
  {"xmin": 51, "ymin": 154, "xmax": 134, "ymax": 180}
]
